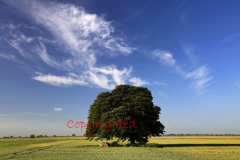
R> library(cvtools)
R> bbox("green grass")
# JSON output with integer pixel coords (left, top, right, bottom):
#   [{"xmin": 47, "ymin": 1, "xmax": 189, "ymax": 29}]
[
  {"xmin": 0, "ymin": 136, "xmax": 240, "ymax": 159},
  {"xmin": 0, "ymin": 140, "xmax": 56, "ymax": 148},
  {"xmin": 0, "ymin": 136, "xmax": 87, "ymax": 148}
]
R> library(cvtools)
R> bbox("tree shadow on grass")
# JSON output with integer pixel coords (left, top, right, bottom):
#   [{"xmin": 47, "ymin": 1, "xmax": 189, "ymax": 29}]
[
  {"xmin": 76, "ymin": 145, "xmax": 99, "ymax": 148},
  {"xmin": 161, "ymin": 144, "xmax": 240, "ymax": 147},
  {"xmin": 76, "ymin": 144, "xmax": 240, "ymax": 148}
]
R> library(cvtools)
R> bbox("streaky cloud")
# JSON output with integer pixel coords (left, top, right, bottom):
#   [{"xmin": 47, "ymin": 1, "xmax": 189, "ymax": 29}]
[
  {"xmin": 3, "ymin": 0, "xmax": 138, "ymax": 90},
  {"xmin": 154, "ymin": 82, "xmax": 168, "ymax": 86},
  {"xmin": 234, "ymin": 81, "xmax": 240, "ymax": 88},
  {"xmin": 32, "ymin": 73, "xmax": 88, "ymax": 87},
  {"xmin": 151, "ymin": 49, "xmax": 213, "ymax": 95},
  {"xmin": 0, "ymin": 52, "xmax": 22, "ymax": 63},
  {"xmin": 181, "ymin": 43, "xmax": 198, "ymax": 64},
  {"xmin": 129, "ymin": 77, "xmax": 149, "ymax": 86},
  {"xmin": 152, "ymin": 50, "xmax": 176, "ymax": 66},
  {"xmin": 54, "ymin": 108, "xmax": 63, "ymax": 111},
  {"xmin": 184, "ymin": 66, "xmax": 210, "ymax": 79}
]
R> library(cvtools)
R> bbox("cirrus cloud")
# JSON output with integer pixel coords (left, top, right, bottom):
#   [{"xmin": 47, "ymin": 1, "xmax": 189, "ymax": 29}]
[
  {"xmin": 2, "ymin": 0, "xmax": 146, "ymax": 90},
  {"xmin": 152, "ymin": 50, "xmax": 176, "ymax": 66},
  {"xmin": 32, "ymin": 73, "xmax": 88, "ymax": 87},
  {"xmin": 151, "ymin": 49, "xmax": 213, "ymax": 95},
  {"xmin": 54, "ymin": 108, "xmax": 63, "ymax": 111},
  {"xmin": 129, "ymin": 77, "xmax": 149, "ymax": 86}
]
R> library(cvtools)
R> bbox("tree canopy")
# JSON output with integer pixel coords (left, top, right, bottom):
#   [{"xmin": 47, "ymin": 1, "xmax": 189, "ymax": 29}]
[{"xmin": 84, "ymin": 84, "xmax": 165, "ymax": 145}]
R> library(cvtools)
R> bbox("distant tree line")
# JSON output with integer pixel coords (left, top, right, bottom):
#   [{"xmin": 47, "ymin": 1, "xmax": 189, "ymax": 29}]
[
  {"xmin": 164, "ymin": 134, "xmax": 238, "ymax": 136},
  {"xmin": 2, "ymin": 133, "xmax": 239, "ymax": 138},
  {"xmin": 1, "ymin": 134, "xmax": 78, "ymax": 138}
]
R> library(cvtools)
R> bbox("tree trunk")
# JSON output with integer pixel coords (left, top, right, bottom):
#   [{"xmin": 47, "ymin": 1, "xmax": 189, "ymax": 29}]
[
  {"xmin": 129, "ymin": 132, "xmax": 136, "ymax": 144},
  {"xmin": 130, "ymin": 138, "xmax": 135, "ymax": 144}
]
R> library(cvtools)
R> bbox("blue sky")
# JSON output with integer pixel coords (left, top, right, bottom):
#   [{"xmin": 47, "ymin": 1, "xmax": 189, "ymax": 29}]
[{"xmin": 0, "ymin": 0, "xmax": 240, "ymax": 137}]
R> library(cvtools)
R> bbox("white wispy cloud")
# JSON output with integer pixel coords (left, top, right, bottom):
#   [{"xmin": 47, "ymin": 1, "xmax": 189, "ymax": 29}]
[
  {"xmin": 22, "ymin": 112, "xmax": 47, "ymax": 116},
  {"xmin": 4, "ymin": 0, "xmax": 211, "ymax": 94},
  {"xmin": 35, "ymin": 42, "xmax": 63, "ymax": 69},
  {"xmin": 2, "ymin": 0, "xmax": 141, "ymax": 90},
  {"xmin": 184, "ymin": 66, "xmax": 209, "ymax": 79},
  {"xmin": 90, "ymin": 65, "xmax": 133, "ymax": 85},
  {"xmin": 189, "ymin": 76, "xmax": 213, "ymax": 95},
  {"xmin": 223, "ymin": 33, "xmax": 240, "ymax": 43},
  {"xmin": 181, "ymin": 43, "xmax": 198, "ymax": 64},
  {"xmin": 158, "ymin": 91, "xmax": 168, "ymax": 99},
  {"xmin": 89, "ymin": 72, "xmax": 115, "ymax": 90},
  {"xmin": 180, "ymin": 11, "xmax": 188, "ymax": 22},
  {"xmin": 8, "ymin": 39, "xmax": 30, "ymax": 59},
  {"xmin": 88, "ymin": 65, "xmax": 133, "ymax": 89},
  {"xmin": 185, "ymin": 66, "xmax": 213, "ymax": 95},
  {"xmin": 11, "ymin": 0, "xmax": 134, "ymax": 69},
  {"xmin": 179, "ymin": 8, "xmax": 191, "ymax": 25},
  {"xmin": 20, "ymin": 34, "xmax": 34, "ymax": 43},
  {"xmin": 0, "ymin": 52, "xmax": 21, "ymax": 63},
  {"xmin": 151, "ymin": 49, "xmax": 213, "ymax": 94},
  {"xmin": 0, "ymin": 112, "xmax": 46, "ymax": 116},
  {"xmin": 158, "ymin": 91, "xmax": 165, "ymax": 96},
  {"xmin": 0, "ymin": 114, "xmax": 21, "ymax": 116},
  {"xmin": 54, "ymin": 108, "xmax": 63, "ymax": 111},
  {"xmin": 32, "ymin": 65, "xmax": 136, "ymax": 90},
  {"xmin": 154, "ymin": 82, "xmax": 168, "ymax": 86},
  {"xmin": 32, "ymin": 73, "xmax": 88, "ymax": 87},
  {"xmin": 152, "ymin": 50, "xmax": 176, "ymax": 66},
  {"xmin": 17, "ymin": 23, "xmax": 37, "ymax": 30},
  {"xmin": 5, "ymin": 30, "xmax": 35, "ymax": 59},
  {"xmin": 234, "ymin": 81, "xmax": 240, "ymax": 88},
  {"xmin": 129, "ymin": 77, "xmax": 149, "ymax": 86},
  {"xmin": 68, "ymin": 73, "xmax": 78, "ymax": 77},
  {"xmin": 195, "ymin": 77, "xmax": 213, "ymax": 89}
]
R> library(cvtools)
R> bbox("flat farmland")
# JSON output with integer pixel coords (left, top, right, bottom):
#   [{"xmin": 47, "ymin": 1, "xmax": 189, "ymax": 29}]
[{"xmin": 0, "ymin": 136, "xmax": 240, "ymax": 159}]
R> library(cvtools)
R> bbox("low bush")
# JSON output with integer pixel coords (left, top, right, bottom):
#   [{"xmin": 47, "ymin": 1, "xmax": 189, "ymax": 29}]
[
  {"xmin": 36, "ymin": 135, "xmax": 44, "ymax": 137},
  {"xmin": 30, "ymin": 134, "xmax": 35, "ymax": 138}
]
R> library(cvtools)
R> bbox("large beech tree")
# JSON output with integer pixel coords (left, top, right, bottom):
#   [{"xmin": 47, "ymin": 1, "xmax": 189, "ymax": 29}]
[{"xmin": 84, "ymin": 84, "xmax": 165, "ymax": 145}]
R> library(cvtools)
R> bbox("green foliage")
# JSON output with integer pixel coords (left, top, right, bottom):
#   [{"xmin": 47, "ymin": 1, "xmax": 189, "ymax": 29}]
[
  {"xmin": 72, "ymin": 134, "xmax": 76, "ymax": 136},
  {"xmin": 84, "ymin": 84, "xmax": 165, "ymax": 145},
  {"xmin": 53, "ymin": 135, "xmax": 56, "ymax": 137},
  {"xmin": 30, "ymin": 134, "xmax": 35, "ymax": 138}
]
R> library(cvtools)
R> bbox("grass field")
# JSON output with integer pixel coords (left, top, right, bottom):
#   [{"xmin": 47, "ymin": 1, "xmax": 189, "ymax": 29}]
[{"xmin": 0, "ymin": 136, "xmax": 240, "ymax": 159}]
